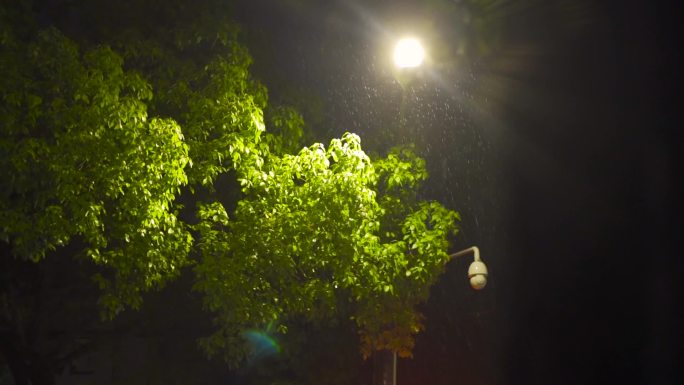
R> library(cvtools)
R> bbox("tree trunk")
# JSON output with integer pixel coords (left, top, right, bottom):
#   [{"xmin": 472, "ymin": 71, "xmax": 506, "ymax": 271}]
[
  {"xmin": 1, "ymin": 243, "xmax": 56, "ymax": 385},
  {"xmin": 0, "ymin": 331, "xmax": 56, "ymax": 385}
]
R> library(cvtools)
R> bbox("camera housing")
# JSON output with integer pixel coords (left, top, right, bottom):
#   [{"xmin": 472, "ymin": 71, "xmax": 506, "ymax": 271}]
[{"xmin": 468, "ymin": 260, "xmax": 488, "ymax": 290}]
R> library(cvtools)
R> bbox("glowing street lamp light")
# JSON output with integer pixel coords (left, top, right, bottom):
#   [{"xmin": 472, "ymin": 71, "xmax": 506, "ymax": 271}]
[{"xmin": 393, "ymin": 37, "xmax": 425, "ymax": 68}]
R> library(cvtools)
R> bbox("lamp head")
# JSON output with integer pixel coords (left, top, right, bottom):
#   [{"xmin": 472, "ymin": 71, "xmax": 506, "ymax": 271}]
[
  {"xmin": 468, "ymin": 260, "xmax": 488, "ymax": 290},
  {"xmin": 393, "ymin": 37, "xmax": 425, "ymax": 68}
]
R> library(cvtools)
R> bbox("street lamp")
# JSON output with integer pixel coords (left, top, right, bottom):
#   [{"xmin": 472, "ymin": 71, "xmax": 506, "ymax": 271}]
[
  {"xmin": 377, "ymin": 38, "xmax": 488, "ymax": 385},
  {"xmin": 375, "ymin": 246, "xmax": 489, "ymax": 385},
  {"xmin": 391, "ymin": 37, "xmax": 426, "ymax": 143}
]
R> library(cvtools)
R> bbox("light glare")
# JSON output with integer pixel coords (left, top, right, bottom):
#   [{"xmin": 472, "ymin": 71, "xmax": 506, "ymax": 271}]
[{"xmin": 393, "ymin": 38, "xmax": 424, "ymax": 68}]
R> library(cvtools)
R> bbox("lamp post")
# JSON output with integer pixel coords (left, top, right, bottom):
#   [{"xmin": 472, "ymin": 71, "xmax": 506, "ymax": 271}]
[
  {"xmin": 391, "ymin": 37, "xmax": 426, "ymax": 143},
  {"xmin": 374, "ymin": 246, "xmax": 489, "ymax": 385},
  {"xmin": 373, "ymin": 39, "xmax": 489, "ymax": 385}
]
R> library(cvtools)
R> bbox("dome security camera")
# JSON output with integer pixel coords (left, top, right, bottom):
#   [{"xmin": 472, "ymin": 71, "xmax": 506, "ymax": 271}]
[{"xmin": 468, "ymin": 260, "xmax": 488, "ymax": 290}]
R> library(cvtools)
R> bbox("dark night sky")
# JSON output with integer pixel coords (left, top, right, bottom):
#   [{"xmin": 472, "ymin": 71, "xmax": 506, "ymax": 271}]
[
  {"xmin": 8, "ymin": 1, "xmax": 680, "ymax": 384},
  {"xmin": 228, "ymin": 1, "xmax": 681, "ymax": 384}
]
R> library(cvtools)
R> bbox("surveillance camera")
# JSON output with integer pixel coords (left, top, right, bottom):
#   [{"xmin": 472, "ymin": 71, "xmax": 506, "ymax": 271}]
[
  {"xmin": 469, "ymin": 274, "xmax": 487, "ymax": 290},
  {"xmin": 468, "ymin": 260, "xmax": 488, "ymax": 290}
]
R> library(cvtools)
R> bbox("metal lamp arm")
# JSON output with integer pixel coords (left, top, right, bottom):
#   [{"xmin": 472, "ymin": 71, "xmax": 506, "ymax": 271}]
[{"xmin": 448, "ymin": 246, "xmax": 481, "ymax": 262}]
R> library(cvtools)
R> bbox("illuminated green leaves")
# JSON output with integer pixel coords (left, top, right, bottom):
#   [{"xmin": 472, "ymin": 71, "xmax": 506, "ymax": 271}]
[
  {"xmin": 194, "ymin": 133, "xmax": 460, "ymax": 364},
  {"xmin": 1, "ymin": 5, "xmax": 462, "ymax": 367},
  {"xmin": 1, "ymin": 28, "xmax": 192, "ymax": 315}
]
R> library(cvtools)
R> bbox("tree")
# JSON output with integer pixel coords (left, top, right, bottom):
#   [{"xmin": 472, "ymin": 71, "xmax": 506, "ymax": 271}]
[
  {"xmin": 0, "ymin": 25, "xmax": 193, "ymax": 314},
  {"xmin": 195, "ymin": 134, "xmax": 460, "ymax": 363},
  {"xmin": 1, "ymin": 0, "xmax": 462, "ymax": 382},
  {"xmin": 0, "ymin": 5, "xmax": 193, "ymax": 382}
]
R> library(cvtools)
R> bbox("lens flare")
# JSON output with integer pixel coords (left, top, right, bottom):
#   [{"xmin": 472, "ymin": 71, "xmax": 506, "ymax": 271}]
[{"xmin": 242, "ymin": 330, "xmax": 280, "ymax": 361}]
